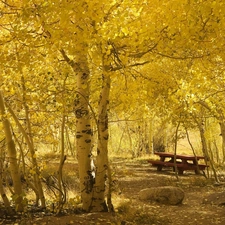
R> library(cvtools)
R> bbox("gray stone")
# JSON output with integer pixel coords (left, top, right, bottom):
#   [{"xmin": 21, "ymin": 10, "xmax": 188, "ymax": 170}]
[
  {"xmin": 139, "ymin": 186, "xmax": 185, "ymax": 205},
  {"xmin": 203, "ymin": 192, "xmax": 225, "ymax": 206}
]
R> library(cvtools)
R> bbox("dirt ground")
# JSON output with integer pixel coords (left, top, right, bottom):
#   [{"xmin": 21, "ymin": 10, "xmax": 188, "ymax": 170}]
[{"xmin": 1, "ymin": 159, "xmax": 225, "ymax": 225}]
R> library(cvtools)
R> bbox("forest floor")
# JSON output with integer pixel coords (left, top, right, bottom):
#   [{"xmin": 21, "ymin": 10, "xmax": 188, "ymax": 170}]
[{"xmin": 1, "ymin": 157, "xmax": 225, "ymax": 225}]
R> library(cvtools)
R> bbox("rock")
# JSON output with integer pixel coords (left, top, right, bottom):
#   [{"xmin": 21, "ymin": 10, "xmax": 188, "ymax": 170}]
[
  {"xmin": 203, "ymin": 192, "xmax": 225, "ymax": 206},
  {"xmin": 139, "ymin": 186, "xmax": 185, "ymax": 205}
]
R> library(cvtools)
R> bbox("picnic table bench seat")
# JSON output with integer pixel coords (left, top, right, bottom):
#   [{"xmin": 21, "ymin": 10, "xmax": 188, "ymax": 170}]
[
  {"xmin": 148, "ymin": 159, "xmax": 208, "ymax": 169},
  {"xmin": 148, "ymin": 158, "xmax": 209, "ymax": 175}
]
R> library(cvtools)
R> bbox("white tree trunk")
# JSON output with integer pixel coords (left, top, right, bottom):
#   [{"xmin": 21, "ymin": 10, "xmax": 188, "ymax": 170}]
[
  {"xmin": 75, "ymin": 59, "xmax": 93, "ymax": 212},
  {"xmin": 91, "ymin": 74, "xmax": 111, "ymax": 212},
  {"xmin": 60, "ymin": 49, "xmax": 94, "ymax": 211}
]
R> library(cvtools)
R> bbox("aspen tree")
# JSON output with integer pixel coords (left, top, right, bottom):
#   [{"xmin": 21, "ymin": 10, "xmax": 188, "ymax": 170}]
[
  {"xmin": 60, "ymin": 49, "xmax": 94, "ymax": 212},
  {"xmin": 56, "ymin": 75, "xmax": 68, "ymax": 214},
  {"xmin": 92, "ymin": 72, "xmax": 111, "ymax": 212},
  {"xmin": 0, "ymin": 141, "xmax": 11, "ymax": 213},
  {"xmin": 0, "ymin": 91, "xmax": 23, "ymax": 211}
]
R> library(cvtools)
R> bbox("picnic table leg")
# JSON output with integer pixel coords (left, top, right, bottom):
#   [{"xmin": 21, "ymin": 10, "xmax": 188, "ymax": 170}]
[
  {"xmin": 160, "ymin": 156, "xmax": 166, "ymax": 162},
  {"xmin": 157, "ymin": 165, "xmax": 163, "ymax": 171},
  {"xmin": 157, "ymin": 156, "xmax": 166, "ymax": 171},
  {"xmin": 193, "ymin": 159, "xmax": 201, "ymax": 174},
  {"xmin": 178, "ymin": 169, "xmax": 184, "ymax": 175},
  {"xmin": 177, "ymin": 161, "xmax": 185, "ymax": 174}
]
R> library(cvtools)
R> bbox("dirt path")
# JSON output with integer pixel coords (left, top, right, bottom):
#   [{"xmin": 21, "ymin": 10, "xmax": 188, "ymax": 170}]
[
  {"xmin": 118, "ymin": 161, "xmax": 225, "ymax": 225},
  {"xmin": 2, "ymin": 160, "xmax": 225, "ymax": 225}
]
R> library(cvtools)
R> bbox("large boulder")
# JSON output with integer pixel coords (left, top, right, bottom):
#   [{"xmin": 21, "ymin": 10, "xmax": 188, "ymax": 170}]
[
  {"xmin": 139, "ymin": 186, "xmax": 185, "ymax": 205},
  {"xmin": 202, "ymin": 192, "xmax": 225, "ymax": 206}
]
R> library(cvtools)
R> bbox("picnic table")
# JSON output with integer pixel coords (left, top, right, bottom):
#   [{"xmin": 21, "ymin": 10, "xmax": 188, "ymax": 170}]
[{"xmin": 148, "ymin": 152, "xmax": 208, "ymax": 175}]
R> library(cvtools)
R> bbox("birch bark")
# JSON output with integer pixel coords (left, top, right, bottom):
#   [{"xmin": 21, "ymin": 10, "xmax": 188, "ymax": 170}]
[
  {"xmin": 91, "ymin": 73, "xmax": 111, "ymax": 212},
  {"xmin": 60, "ymin": 49, "xmax": 93, "ymax": 211}
]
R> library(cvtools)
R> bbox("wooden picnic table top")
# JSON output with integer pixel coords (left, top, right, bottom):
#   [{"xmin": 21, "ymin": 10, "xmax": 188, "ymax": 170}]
[{"xmin": 154, "ymin": 152, "xmax": 205, "ymax": 160}]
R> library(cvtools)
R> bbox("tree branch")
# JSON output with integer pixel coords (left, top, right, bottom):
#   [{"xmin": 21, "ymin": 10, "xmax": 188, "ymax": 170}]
[
  {"xmin": 60, "ymin": 49, "xmax": 76, "ymax": 68},
  {"xmin": 155, "ymin": 51, "xmax": 210, "ymax": 60},
  {"xmin": 129, "ymin": 42, "xmax": 158, "ymax": 58}
]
